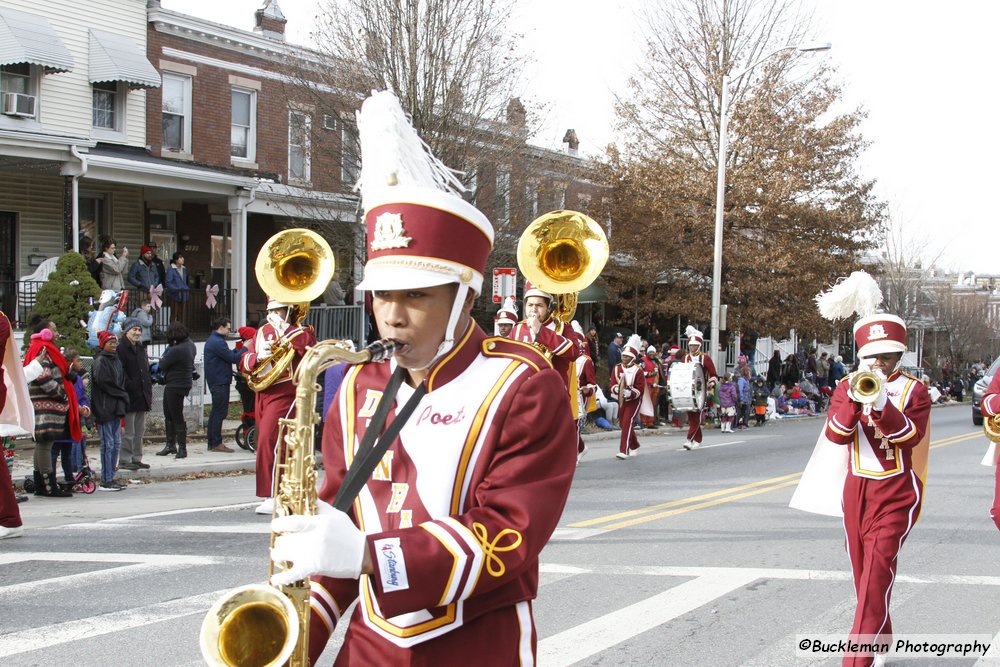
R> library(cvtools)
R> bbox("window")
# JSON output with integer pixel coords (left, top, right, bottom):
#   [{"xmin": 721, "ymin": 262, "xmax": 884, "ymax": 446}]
[
  {"xmin": 341, "ymin": 120, "xmax": 360, "ymax": 187},
  {"xmin": 79, "ymin": 193, "xmax": 110, "ymax": 247},
  {"xmin": 162, "ymin": 73, "xmax": 192, "ymax": 154},
  {"xmin": 288, "ymin": 110, "xmax": 312, "ymax": 184},
  {"xmin": 92, "ymin": 81, "xmax": 119, "ymax": 130},
  {"xmin": 1, "ymin": 63, "xmax": 36, "ymax": 118},
  {"xmin": 495, "ymin": 169, "xmax": 510, "ymax": 225},
  {"xmin": 231, "ymin": 88, "xmax": 256, "ymax": 161},
  {"xmin": 524, "ymin": 181, "xmax": 538, "ymax": 219}
]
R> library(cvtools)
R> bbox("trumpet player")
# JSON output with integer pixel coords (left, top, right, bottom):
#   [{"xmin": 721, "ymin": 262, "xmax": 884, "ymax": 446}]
[
  {"xmin": 268, "ymin": 90, "xmax": 576, "ymax": 665},
  {"xmin": 824, "ymin": 312, "xmax": 930, "ymax": 667},
  {"xmin": 981, "ymin": 371, "xmax": 1000, "ymax": 531},
  {"xmin": 239, "ymin": 299, "xmax": 316, "ymax": 515}
]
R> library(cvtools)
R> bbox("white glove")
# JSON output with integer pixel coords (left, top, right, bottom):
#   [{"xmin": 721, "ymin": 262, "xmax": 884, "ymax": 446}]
[
  {"xmin": 257, "ymin": 340, "xmax": 272, "ymax": 360},
  {"xmin": 270, "ymin": 504, "xmax": 366, "ymax": 585},
  {"xmin": 871, "ymin": 370, "xmax": 888, "ymax": 411}
]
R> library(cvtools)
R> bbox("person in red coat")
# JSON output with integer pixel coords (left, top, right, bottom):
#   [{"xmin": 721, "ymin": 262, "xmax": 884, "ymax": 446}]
[
  {"xmin": 238, "ymin": 299, "xmax": 317, "ymax": 515},
  {"xmin": 980, "ymin": 371, "xmax": 1000, "ymax": 531},
  {"xmin": 681, "ymin": 326, "xmax": 717, "ymax": 450},
  {"xmin": 266, "ymin": 90, "xmax": 576, "ymax": 666},
  {"xmin": 611, "ymin": 335, "xmax": 645, "ymax": 460}
]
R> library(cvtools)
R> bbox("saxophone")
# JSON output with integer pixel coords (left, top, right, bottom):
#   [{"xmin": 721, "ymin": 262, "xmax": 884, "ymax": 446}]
[{"xmin": 200, "ymin": 338, "xmax": 395, "ymax": 667}]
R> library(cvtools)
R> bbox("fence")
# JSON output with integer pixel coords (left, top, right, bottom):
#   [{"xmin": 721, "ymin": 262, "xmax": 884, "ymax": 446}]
[{"xmin": 305, "ymin": 304, "xmax": 366, "ymax": 346}]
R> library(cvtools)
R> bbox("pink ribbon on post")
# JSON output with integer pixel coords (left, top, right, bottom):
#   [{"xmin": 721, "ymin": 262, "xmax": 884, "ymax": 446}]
[
  {"xmin": 149, "ymin": 284, "xmax": 163, "ymax": 309},
  {"xmin": 206, "ymin": 284, "xmax": 220, "ymax": 309}
]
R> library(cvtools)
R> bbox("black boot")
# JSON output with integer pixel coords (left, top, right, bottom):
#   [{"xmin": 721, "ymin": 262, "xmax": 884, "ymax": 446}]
[
  {"xmin": 175, "ymin": 425, "xmax": 187, "ymax": 459},
  {"xmin": 48, "ymin": 473, "xmax": 73, "ymax": 497},
  {"xmin": 157, "ymin": 420, "xmax": 177, "ymax": 456},
  {"xmin": 32, "ymin": 471, "xmax": 48, "ymax": 497}
]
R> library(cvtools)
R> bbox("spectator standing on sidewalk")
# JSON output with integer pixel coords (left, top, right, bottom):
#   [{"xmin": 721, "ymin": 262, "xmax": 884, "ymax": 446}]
[
  {"xmin": 23, "ymin": 319, "xmax": 74, "ymax": 498},
  {"xmin": 718, "ymin": 373, "xmax": 738, "ymax": 433},
  {"xmin": 91, "ymin": 331, "xmax": 128, "ymax": 491},
  {"xmin": 204, "ymin": 316, "xmax": 246, "ymax": 453},
  {"xmin": 736, "ymin": 366, "xmax": 752, "ymax": 430},
  {"xmin": 131, "ymin": 299, "xmax": 154, "ymax": 345},
  {"xmin": 817, "ymin": 351, "xmax": 831, "ymax": 389},
  {"xmin": 127, "ymin": 245, "xmax": 161, "ymax": 293},
  {"xmin": 50, "ymin": 349, "xmax": 89, "ymax": 487},
  {"xmin": 155, "ymin": 322, "xmax": 196, "ymax": 460},
  {"xmin": 117, "ymin": 319, "xmax": 152, "ymax": 470},
  {"xmin": 607, "ymin": 332, "xmax": 623, "ymax": 371}
]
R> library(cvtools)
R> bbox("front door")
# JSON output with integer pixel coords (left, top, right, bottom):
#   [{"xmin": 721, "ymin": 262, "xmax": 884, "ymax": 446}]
[{"xmin": 0, "ymin": 212, "xmax": 15, "ymax": 322}]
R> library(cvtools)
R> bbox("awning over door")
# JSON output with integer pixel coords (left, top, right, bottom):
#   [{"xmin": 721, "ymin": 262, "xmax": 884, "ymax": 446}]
[
  {"xmin": 0, "ymin": 8, "xmax": 74, "ymax": 73},
  {"xmin": 89, "ymin": 29, "xmax": 160, "ymax": 89}
]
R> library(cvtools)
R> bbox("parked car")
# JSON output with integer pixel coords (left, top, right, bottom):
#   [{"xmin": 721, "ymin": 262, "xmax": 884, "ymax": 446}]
[{"xmin": 973, "ymin": 358, "xmax": 1000, "ymax": 426}]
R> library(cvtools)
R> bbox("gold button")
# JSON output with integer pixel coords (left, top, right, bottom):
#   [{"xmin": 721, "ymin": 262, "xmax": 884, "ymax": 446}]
[
  {"xmin": 487, "ymin": 341, "xmax": 496, "ymax": 351},
  {"xmin": 460, "ymin": 268, "xmax": 473, "ymax": 283}
]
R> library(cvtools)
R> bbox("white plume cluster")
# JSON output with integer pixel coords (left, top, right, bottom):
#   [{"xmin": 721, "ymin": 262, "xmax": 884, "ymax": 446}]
[
  {"xmin": 355, "ymin": 90, "xmax": 465, "ymax": 196},
  {"xmin": 684, "ymin": 325, "xmax": 702, "ymax": 339},
  {"xmin": 815, "ymin": 271, "xmax": 884, "ymax": 321},
  {"xmin": 624, "ymin": 334, "xmax": 643, "ymax": 357}
]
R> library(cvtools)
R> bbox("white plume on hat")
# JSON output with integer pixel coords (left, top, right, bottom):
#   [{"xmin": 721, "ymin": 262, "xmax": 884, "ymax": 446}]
[
  {"xmin": 355, "ymin": 90, "xmax": 465, "ymax": 195},
  {"xmin": 571, "ymin": 320, "xmax": 585, "ymax": 337},
  {"xmin": 815, "ymin": 271, "xmax": 884, "ymax": 321},
  {"xmin": 623, "ymin": 334, "xmax": 642, "ymax": 358},
  {"xmin": 685, "ymin": 325, "xmax": 704, "ymax": 345},
  {"xmin": 495, "ymin": 296, "xmax": 518, "ymax": 327}
]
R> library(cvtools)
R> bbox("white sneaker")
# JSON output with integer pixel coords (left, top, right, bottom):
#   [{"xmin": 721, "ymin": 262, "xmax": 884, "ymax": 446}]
[
  {"xmin": 873, "ymin": 653, "xmax": 887, "ymax": 667},
  {"xmin": 615, "ymin": 452, "xmax": 628, "ymax": 460},
  {"xmin": 577, "ymin": 444, "xmax": 588, "ymax": 464},
  {"xmin": 682, "ymin": 440, "xmax": 692, "ymax": 450},
  {"xmin": 255, "ymin": 498, "xmax": 275, "ymax": 515},
  {"xmin": 688, "ymin": 440, "xmax": 701, "ymax": 449},
  {"xmin": 0, "ymin": 525, "xmax": 23, "ymax": 539},
  {"xmin": 627, "ymin": 449, "xmax": 638, "ymax": 457}
]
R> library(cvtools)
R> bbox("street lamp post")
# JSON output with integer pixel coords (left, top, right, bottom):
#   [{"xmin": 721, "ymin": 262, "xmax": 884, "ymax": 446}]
[{"xmin": 709, "ymin": 42, "xmax": 831, "ymax": 371}]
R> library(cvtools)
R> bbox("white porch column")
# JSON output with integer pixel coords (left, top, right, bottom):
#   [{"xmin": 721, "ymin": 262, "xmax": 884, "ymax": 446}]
[{"xmin": 229, "ymin": 188, "xmax": 255, "ymax": 328}]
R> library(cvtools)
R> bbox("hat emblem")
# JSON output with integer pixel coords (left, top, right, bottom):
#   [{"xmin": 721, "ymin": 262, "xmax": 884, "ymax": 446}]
[
  {"xmin": 867, "ymin": 324, "xmax": 888, "ymax": 341},
  {"xmin": 371, "ymin": 212, "xmax": 412, "ymax": 251}
]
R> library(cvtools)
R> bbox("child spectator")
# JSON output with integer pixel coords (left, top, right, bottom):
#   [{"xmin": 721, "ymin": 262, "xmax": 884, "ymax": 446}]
[
  {"xmin": 752, "ymin": 376, "xmax": 769, "ymax": 426},
  {"xmin": 91, "ymin": 331, "xmax": 129, "ymax": 491},
  {"xmin": 51, "ymin": 349, "xmax": 90, "ymax": 488},
  {"xmin": 736, "ymin": 366, "xmax": 752, "ymax": 430},
  {"xmin": 718, "ymin": 373, "xmax": 738, "ymax": 433},
  {"xmin": 131, "ymin": 299, "xmax": 154, "ymax": 345}
]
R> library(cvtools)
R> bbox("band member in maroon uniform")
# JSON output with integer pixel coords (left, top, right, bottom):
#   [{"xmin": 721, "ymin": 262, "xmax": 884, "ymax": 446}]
[
  {"xmin": 239, "ymin": 299, "xmax": 317, "ymax": 515},
  {"xmin": 268, "ymin": 90, "xmax": 576, "ymax": 665},
  {"xmin": 0, "ymin": 310, "xmax": 34, "ymax": 539},
  {"xmin": 494, "ymin": 297, "xmax": 517, "ymax": 337},
  {"xmin": 681, "ymin": 326, "xmax": 717, "ymax": 450},
  {"xmin": 611, "ymin": 335, "xmax": 645, "ymax": 460},
  {"xmin": 572, "ymin": 321, "xmax": 598, "ymax": 463},
  {"xmin": 980, "ymin": 371, "xmax": 1000, "ymax": 531}
]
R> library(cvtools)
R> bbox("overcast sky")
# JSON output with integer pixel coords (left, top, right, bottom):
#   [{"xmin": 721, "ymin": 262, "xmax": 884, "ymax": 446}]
[{"xmin": 160, "ymin": 0, "xmax": 998, "ymax": 275}]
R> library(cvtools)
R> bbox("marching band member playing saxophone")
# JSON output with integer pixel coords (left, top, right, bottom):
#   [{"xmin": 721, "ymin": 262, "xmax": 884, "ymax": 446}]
[
  {"xmin": 239, "ymin": 299, "xmax": 317, "ymax": 515},
  {"xmin": 611, "ymin": 335, "xmax": 645, "ymax": 460},
  {"xmin": 268, "ymin": 91, "xmax": 576, "ymax": 666}
]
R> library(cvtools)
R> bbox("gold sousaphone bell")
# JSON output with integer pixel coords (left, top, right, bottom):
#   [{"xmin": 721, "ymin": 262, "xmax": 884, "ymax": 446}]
[
  {"xmin": 246, "ymin": 228, "xmax": 336, "ymax": 391},
  {"xmin": 517, "ymin": 210, "xmax": 609, "ymax": 323}
]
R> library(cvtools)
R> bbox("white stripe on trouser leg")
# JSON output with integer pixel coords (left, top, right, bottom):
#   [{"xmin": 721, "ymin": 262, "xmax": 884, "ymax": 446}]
[
  {"xmin": 517, "ymin": 600, "xmax": 534, "ymax": 667},
  {"xmin": 873, "ymin": 470, "xmax": 920, "ymax": 639},
  {"xmin": 269, "ymin": 401, "xmax": 297, "ymax": 498}
]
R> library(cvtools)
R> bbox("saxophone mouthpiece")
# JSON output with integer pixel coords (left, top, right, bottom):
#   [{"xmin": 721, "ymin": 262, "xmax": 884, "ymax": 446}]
[{"xmin": 366, "ymin": 339, "xmax": 396, "ymax": 363}]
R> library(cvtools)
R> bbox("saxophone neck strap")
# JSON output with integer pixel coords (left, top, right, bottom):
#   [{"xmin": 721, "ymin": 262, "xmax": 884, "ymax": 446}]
[{"xmin": 332, "ymin": 366, "xmax": 427, "ymax": 512}]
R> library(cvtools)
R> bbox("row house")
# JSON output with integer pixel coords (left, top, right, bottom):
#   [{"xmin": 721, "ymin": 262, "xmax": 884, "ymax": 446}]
[{"xmin": 0, "ymin": 0, "xmax": 608, "ymax": 338}]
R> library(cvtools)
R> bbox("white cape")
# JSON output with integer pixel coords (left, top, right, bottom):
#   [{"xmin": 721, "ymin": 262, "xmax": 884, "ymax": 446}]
[{"xmin": 788, "ymin": 433, "xmax": 849, "ymax": 517}]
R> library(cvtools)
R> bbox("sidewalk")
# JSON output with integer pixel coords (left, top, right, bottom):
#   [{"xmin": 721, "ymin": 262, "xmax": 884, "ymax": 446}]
[{"xmin": 8, "ymin": 418, "xmax": 255, "ymax": 487}]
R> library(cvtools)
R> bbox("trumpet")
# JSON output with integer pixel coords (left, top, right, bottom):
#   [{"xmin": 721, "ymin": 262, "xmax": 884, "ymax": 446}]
[
  {"xmin": 246, "ymin": 228, "xmax": 336, "ymax": 391},
  {"xmin": 848, "ymin": 370, "xmax": 883, "ymax": 404}
]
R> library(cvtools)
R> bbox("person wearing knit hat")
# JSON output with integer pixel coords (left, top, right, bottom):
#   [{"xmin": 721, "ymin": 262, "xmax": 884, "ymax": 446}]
[
  {"xmin": 117, "ymin": 316, "xmax": 153, "ymax": 470},
  {"xmin": 610, "ymin": 334, "xmax": 646, "ymax": 459},
  {"xmin": 126, "ymin": 244, "xmax": 161, "ymax": 293},
  {"xmin": 239, "ymin": 289, "xmax": 318, "ymax": 512},
  {"xmin": 268, "ymin": 91, "xmax": 576, "ymax": 666},
  {"xmin": 91, "ymin": 327, "xmax": 128, "ymax": 491},
  {"xmin": 790, "ymin": 271, "xmax": 931, "ymax": 667},
  {"xmin": 679, "ymin": 325, "xmax": 717, "ymax": 450}
]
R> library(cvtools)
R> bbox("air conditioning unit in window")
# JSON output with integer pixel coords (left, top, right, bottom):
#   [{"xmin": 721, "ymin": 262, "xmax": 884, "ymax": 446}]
[{"xmin": 2, "ymin": 93, "xmax": 36, "ymax": 117}]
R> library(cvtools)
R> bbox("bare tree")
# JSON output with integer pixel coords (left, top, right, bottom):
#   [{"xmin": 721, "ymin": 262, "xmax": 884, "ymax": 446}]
[
  {"xmin": 876, "ymin": 208, "xmax": 942, "ymax": 327},
  {"xmin": 602, "ymin": 0, "xmax": 883, "ymax": 339},
  {"xmin": 933, "ymin": 285, "xmax": 995, "ymax": 370}
]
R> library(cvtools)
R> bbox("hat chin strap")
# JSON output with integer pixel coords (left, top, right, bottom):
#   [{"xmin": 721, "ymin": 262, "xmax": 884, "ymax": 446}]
[{"xmin": 409, "ymin": 283, "xmax": 471, "ymax": 373}]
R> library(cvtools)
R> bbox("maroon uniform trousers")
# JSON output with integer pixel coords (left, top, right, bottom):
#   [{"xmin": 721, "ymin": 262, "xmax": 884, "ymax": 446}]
[
  {"xmin": 0, "ymin": 454, "xmax": 20, "ymax": 530},
  {"xmin": 825, "ymin": 373, "xmax": 930, "ymax": 667},
  {"xmin": 981, "ymin": 372, "xmax": 1000, "ymax": 531},
  {"xmin": 683, "ymin": 352, "xmax": 717, "ymax": 444}
]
